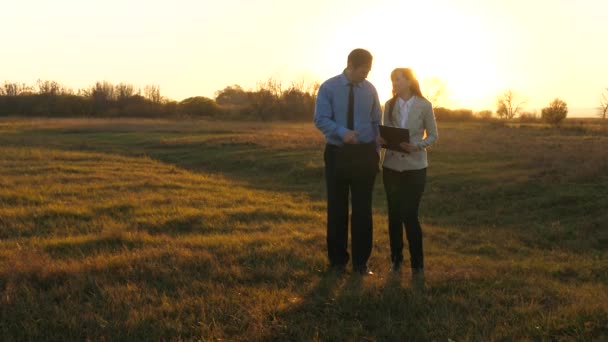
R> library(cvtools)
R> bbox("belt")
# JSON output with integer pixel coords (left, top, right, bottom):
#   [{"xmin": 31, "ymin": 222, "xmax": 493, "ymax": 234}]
[{"xmin": 326, "ymin": 141, "xmax": 375, "ymax": 149}]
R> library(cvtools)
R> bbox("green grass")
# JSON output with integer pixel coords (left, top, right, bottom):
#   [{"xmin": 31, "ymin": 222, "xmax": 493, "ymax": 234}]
[{"xmin": 0, "ymin": 117, "xmax": 606, "ymax": 340}]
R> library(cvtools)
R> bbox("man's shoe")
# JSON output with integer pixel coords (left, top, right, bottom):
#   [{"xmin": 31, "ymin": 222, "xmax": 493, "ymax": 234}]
[
  {"xmin": 412, "ymin": 268, "xmax": 425, "ymax": 289},
  {"xmin": 354, "ymin": 265, "xmax": 374, "ymax": 276},
  {"xmin": 412, "ymin": 268, "xmax": 424, "ymax": 276},
  {"xmin": 329, "ymin": 264, "xmax": 346, "ymax": 274}
]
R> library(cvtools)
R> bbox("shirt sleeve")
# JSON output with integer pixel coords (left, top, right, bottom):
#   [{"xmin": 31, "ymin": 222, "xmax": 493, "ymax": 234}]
[
  {"xmin": 314, "ymin": 83, "xmax": 348, "ymax": 141},
  {"xmin": 370, "ymin": 86, "xmax": 382, "ymax": 137},
  {"xmin": 417, "ymin": 102, "xmax": 438, "ymax": 150}
]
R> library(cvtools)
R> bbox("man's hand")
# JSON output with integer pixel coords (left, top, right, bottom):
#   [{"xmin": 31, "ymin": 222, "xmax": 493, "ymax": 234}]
[
  {"xmin": 343, "ymin": 130, "xmax": 359, "ymax": 144},
  {"xmin": 399, "ymin": 142, "xmax": 417, "ymax": 153}
]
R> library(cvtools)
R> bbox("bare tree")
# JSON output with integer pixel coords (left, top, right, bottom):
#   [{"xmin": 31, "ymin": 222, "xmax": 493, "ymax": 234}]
[
  {"xmin": 600, "ymin": 88, "xmax": 608, "ymax": 120},
  {"xmin": 84, "ymin": 81, "xmax": 116, "ymax": 115},
  {"xmin": 144, "ymin": 85, "xmax": 161, "ymax": 104},
  {"xmin": 307, "ymin": 81, "xmax": 320, "ymax": 100},
  {"xmin": 496, "ymin": 90, "xmax": 525, "ymax": 120},
  {"xmin": 115, "ymin": 83, "xmax": 136, "ymax": 102},
  {"xmin": 91, "ymin": 81, "xmax": 116, "ymax": 101},
  {"xmin": 1, "ymin": 81, "xmax": 32, "ymax": 96},
  {"xmin": 36, "ymin": 79, "xmax": 64, "ymax": 96},
  {"xmin": 423, "ymin": 77, "xmax": 446, "ymax": 107},
  {"xmin": 248, "ymin": 80, "xmax": 278, "ymax": 121},
  {"xmin": 260, "ymin": 77, "xmax": 282, "ymax": 99},
  {"xmin": 247, "ymin": 78, "xmax": 282, "ymax": 120},
  {"xmin": 279, "ymin": 80, "xmax": 316, "ymax": 120}
]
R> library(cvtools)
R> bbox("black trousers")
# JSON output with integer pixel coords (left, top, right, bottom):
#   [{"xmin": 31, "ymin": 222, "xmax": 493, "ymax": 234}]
[
  {"xmin": 324, "ymin": 143, "xmax": 378, "ymax": 268},
  {"xmin": 382, "ymin": 167, "xmax": 426, "ymax": 269}
]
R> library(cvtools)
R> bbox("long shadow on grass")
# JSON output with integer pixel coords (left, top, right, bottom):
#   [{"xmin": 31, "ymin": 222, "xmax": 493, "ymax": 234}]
[
  {"xmin": 263, "ymin": 270, "xmax": 608, "ymax": 341},
  {"xmin": 262, "ymin": 272, "xmax": 432, "ymax": 341},
  {"xmin": 4, "ymin": 236, "xmax": 606, "ymax": 340}
]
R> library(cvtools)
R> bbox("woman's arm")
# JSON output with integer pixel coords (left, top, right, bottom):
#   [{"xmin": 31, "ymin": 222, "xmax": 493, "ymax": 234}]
[
  {"xmin": 376, "ymin": 100, "xmax": 391, "ymax": 145},
  {"xmin": 416, "ymin": 103, "xmax": 438, "ymax": 150}
]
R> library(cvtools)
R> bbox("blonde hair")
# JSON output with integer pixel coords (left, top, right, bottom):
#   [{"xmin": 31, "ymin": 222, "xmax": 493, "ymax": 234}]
[
  {"xmin": 390, "ymin": 68, "xmax": 424, "ymax": 98},
  {"xmin": 387, "ymin": 68, "xmax": 425, "ymax": 125}
]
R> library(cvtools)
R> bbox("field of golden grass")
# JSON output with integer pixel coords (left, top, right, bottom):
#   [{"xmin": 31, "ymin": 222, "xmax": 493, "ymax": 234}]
[{"xmin": 0, "ymin": 117, "xmax": 606, "ymax": 340}]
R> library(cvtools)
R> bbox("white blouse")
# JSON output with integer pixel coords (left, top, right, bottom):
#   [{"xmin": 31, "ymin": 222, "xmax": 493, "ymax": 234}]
[{"xmin": 397, "ymin": 96, "xmax": 416, "ymax": 128}]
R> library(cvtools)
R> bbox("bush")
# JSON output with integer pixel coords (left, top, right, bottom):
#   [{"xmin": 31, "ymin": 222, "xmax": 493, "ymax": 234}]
[
  {"xmin": 215, "ymin": 85, "xmax": 249, "ymax": 106},
  {"xmin": 476, "ymin": 110, "xmax": 493, "ymax": 120},
  {"xmin": 541, "ymin": 98, "xmax": 568, "ymax": 125},
  {"xmin": 279, "ymin": 86, "xmax": 315, "ymax": 121},
  {"xmin": 434, "ymin": 107, "xmax": 474, "ymax": 121},
  {"xmin": 518, "ymin": 110, "xmax": 540, "ymax": 123},
  {"xmin": 178, "ymin": 96, "xmax": 221, "ymax": 117}
]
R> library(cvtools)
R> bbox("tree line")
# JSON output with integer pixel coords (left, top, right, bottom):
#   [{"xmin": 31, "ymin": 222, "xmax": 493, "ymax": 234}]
[
  {"xmin": 1, "ymin": 79, "xmax": 605, "ymax": 124},
  {"xmin": 0, "ymin": 78, "xmax": 318, "ymax": 121}
]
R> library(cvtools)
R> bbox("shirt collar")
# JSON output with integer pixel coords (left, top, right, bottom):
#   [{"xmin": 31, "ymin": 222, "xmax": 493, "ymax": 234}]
[
  {"xmin": 398, "ymin": 95, "xmax": 416, "ymax": 106},
  {"xmin": 340, "ymin": 71, "xmax": 361, "ymax": 87}
]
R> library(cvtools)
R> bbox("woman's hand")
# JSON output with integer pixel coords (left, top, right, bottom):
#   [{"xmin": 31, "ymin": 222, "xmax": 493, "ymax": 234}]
[
  {"xmin": 399, "ymin": 142, "xmax": 417, "ymax": 153},
  {"xmin": 376, "ymin": 135, "xmax": 386, "ymax": 145}
]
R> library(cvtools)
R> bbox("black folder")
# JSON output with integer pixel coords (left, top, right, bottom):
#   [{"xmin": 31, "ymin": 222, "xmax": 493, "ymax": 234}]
[{"xmin": 379, "ymin": 125, "xmax": 410, "ymax": 152}]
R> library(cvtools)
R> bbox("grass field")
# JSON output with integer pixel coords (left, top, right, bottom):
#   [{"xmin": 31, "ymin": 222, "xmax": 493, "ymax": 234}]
[{"xmin": 0, "ymin": 117, "xmax": 606, "ymax": 341}]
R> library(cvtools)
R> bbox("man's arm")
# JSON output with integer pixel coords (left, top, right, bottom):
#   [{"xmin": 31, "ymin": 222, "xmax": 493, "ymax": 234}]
[
  {"xmin": 371, "ymin": 87, "xmax": 382, "ymax": 137},
  {"xmin": 314, "ymin": 83, "xmax": 348, "ymax": 141}
]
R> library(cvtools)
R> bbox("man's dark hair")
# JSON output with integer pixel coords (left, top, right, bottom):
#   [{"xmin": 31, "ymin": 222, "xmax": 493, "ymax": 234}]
[{"xmin": 347, "ymin": 48, "xmax": 373, "ymax": 69}]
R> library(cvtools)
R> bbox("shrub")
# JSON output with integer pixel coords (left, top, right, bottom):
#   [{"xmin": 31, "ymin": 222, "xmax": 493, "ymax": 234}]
[
  {"xmin": 178, "ymin": 96, "xmax": 221, "ymax": 117},
  {"xmin": 519, "ymin": 110, "xmax": 540, "ymax": 123},
  {"xmin": 541, "ymin": 98, "xmax": 568, "ymax": 125},
  {"xmin": 476, "ymin": 110, "xmax": 493, "ymax": 120},
  {"xmin": 434, "ymin": 107, "xmax": 474, "ymax": 121}
]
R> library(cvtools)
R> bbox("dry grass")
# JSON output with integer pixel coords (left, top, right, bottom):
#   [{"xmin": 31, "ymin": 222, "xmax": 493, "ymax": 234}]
[{"xmin": 0, "ymin": 117, "xmax": 606, "ymax": 340}]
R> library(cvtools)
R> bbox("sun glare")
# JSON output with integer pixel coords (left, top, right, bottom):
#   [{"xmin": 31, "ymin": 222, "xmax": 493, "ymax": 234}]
[{"xmin": 321, "ymin": 0, "xmax": 505, "ymax": 110}]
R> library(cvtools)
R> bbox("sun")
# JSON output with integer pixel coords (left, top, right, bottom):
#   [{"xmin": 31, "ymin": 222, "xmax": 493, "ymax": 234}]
[{"xmin": 322, "ymin": 0, "xmax": 505, "ymax": 111}]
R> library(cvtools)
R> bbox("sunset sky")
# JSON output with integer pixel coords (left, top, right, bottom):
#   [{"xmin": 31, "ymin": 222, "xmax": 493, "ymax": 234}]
[{"xmin": 2, "ymin": 0, "xmax": 607, "ymax": 115}]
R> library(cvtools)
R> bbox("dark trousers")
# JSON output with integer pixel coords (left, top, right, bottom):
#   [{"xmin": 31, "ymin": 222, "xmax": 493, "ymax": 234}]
[
  {"xmin": 382, "ymin": 167, "xmax": 426, "ymax": 269},
  {"xmin": 324, "ymin": 143, "xmax": 378, "ymax": 268}
]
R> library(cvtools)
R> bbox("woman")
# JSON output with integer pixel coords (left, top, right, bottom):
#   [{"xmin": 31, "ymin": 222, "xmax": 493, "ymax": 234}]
[{"xmin": 377, "ymin": 68, "xmax": 438, "ymax": 281}]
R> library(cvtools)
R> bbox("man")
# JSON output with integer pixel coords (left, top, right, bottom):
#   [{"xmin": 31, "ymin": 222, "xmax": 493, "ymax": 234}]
[{"xmin": 314, "ymin": 48, "xmax": 381, "ymax": 275}]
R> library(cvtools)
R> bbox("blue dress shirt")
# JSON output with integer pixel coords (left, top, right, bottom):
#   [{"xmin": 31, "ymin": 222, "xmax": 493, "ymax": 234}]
[{"xmin": 314, "ymin": 72, "xmax": 382, "ymax": 146}]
